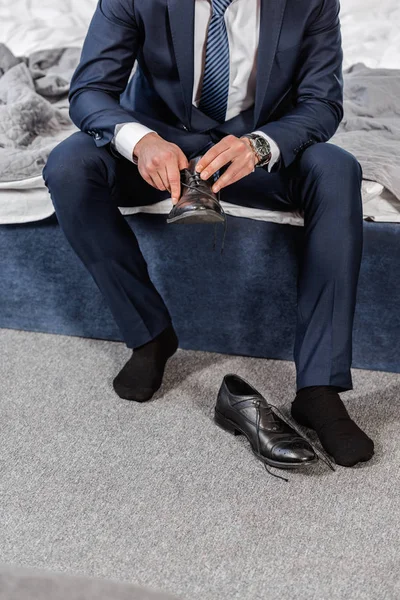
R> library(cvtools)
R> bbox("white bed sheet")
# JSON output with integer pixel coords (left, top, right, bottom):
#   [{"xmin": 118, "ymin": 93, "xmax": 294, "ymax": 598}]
[
  {"xmin": 2, "ymin": 0, "xmax": 399, "ymax": 68},
  {"xmin": 1, "ymin": 0, "xmax": 399, "ymax": 225},
  {"xmin": 1, "ymin": 177, "xmax": 398, "ymax": 226}
]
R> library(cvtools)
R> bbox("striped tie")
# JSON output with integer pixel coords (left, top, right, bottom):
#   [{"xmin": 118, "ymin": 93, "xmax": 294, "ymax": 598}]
[{"xmin": 198, "ymin": 0, "xmax": 233, "ymax": 123}]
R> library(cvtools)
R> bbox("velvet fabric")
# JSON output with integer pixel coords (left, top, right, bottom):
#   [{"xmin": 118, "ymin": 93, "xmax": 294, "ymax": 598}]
[{"xmin": 0, "ymin": 214, "xmax": 398, "ymax": 374}]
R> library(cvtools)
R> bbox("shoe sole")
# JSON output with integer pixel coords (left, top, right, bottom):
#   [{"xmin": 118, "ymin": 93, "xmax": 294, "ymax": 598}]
[
  {"xmin": 214, "ymin": 409, "xmax": 318, "ymax": 469},
  {"xmin": 167, "ymin": 210, "xmax": 226, "ymax": 224}
]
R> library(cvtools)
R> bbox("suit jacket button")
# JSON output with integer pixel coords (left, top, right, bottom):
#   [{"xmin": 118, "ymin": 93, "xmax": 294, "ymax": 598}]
[{"xmin": 94, "ymin": 133, "xmax": 102, "ymax": 141}]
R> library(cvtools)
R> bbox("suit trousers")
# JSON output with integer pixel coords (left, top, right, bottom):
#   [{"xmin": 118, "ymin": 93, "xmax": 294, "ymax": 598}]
[{"xmin": 43, "ymin": 132, "xmax": 363, "ymax": 391}]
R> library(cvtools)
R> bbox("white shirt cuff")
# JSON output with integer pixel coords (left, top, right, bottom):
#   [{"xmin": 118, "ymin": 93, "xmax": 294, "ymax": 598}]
[
  {"xmin": 252, "ymin": 131, "xmax": 280, "ymax": 172},
  {"xmin": 112, "ymin": 123, "xmax": 156, "ymax": 164}
]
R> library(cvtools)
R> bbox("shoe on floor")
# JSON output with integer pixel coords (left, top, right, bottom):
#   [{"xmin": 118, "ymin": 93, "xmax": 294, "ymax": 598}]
[{"xmin": 215, "ymin": 374, "xmax": 317, "ymax": 469}]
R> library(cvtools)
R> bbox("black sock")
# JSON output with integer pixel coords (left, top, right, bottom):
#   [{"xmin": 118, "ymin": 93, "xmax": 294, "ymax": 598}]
[
  {"xmin": 113, "ymin": 325, "xmax": 178, "ymax": 402},
  {"xmin": 291, "ymin": 386, "xmax": 374, "ymax": 467}
]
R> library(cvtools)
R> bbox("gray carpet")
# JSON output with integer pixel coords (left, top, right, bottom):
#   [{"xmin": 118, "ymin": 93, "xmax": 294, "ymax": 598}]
[{"xmin": 1, "ymin": 328, "xmax": 399, "ymax": 600}]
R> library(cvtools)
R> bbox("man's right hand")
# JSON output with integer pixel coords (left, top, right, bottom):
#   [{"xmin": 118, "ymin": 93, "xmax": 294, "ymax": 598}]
[{"xmin": 134, "ymin": 132, "xmax": 189, "ymax": 204}]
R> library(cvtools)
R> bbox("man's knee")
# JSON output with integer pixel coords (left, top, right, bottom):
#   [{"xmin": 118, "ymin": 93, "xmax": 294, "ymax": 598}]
[
  {"xmin": 43, "ymin": 132, "xmax": 108, "ymax": 194},
  {"xmin": 298, "ymin": 143, "xmax": 363, "ymax": 223},
  {"xmin": 300, "ymin": 142, "xmax": 362, "ymax": 183}
]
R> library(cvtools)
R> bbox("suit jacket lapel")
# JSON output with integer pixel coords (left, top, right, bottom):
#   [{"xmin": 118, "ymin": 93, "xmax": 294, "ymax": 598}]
[
  {"xmin": 167, "ymin": 0, "xmax": 287, "ymax": 131},
  {"xmin": 167, "ymin": 0, "xmax": 196, "ymax": 128},
  {"xmin": 254, "ymin": 0, "xmax": 287, "ymax": 128}
]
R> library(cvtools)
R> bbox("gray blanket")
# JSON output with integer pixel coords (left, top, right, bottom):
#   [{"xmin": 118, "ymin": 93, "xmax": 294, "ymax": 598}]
[
  {"xmin": 0, "ymin": 44, "xmax": 79, "ymax": 182},
  {"xmin": 330, "ymin": 63, "xmax": 400, "ymax": 201},
  {"xmin": 0, "ymin": 45, "xmax": 399, "ymax": 201}
]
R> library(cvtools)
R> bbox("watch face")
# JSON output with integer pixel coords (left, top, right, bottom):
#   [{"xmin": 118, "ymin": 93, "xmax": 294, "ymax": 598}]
[
  {"xmin": 254, "ymin": 136, "xmax": 270, "ymax": 156},
  {"xmin": 253, "ymin": 136, "xmax": 271, "ymax": 165}
]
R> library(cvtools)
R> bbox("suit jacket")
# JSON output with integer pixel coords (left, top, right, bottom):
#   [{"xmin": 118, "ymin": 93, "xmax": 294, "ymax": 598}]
[{"xmin": 69, "ymin": 0, "xmax": 344, "ymax": 170}]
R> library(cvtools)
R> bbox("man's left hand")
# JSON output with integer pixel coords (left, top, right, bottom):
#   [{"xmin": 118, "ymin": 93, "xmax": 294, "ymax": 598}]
[{"xmin": 195, "ymin": 135, "xmax": 258, "ymax": 193}]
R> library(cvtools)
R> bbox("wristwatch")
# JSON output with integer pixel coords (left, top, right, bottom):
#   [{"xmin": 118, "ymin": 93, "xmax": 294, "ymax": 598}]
[{"xmin": 242, "ymin": 133, "xmax": 272, "ymax": 168}]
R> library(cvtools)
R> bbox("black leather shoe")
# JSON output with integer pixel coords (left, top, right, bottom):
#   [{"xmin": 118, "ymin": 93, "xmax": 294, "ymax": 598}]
[
  {"xmin": 167, "ymin": 156, "xmax": 225, "ymax": 224},
  {"xmin": 215, "ymin": 374, "xmax": 317, "ymax": 468}
]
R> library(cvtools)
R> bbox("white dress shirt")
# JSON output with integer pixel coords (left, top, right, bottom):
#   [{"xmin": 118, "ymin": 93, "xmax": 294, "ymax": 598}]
[{"xmin": 113, "ymin": 0, "xmax": 280, "ymax": 171}]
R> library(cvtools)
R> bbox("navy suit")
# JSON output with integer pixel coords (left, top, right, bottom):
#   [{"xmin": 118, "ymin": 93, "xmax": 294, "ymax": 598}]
[{"xmin": 43, "ymin": 0, "xmax": 363, "ymax": 391}]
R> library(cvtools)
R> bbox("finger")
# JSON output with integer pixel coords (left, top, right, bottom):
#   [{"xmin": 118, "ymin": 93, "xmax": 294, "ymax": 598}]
[
  {"xmin": 198, "ymin": 146, "xmax": 237, "ymax": 180},
  {"xmin": 150, "ymin": 165, "xmax": 169, "ymax": 191},
  {"xmin": 212, "ymin": 161, "xmax": 253, "ymax": 193},
  {"xmin": 160, "ymin": 166, "xmax": 171, "ymax": 191},
  {"xmin": 166, "ymin": 160, "xmax": 182, "ymax": 204},
  {"xmin": 197, "ymin": 136, "xmax": 244, "ymax": 179},
  {"xmin": 194, "ymin": 147, "xmax": 218, "ymax": 173},
  {"xmin": 138, "ymin": 167, "xmax": 157, "ymax": 190},
  {"xmin": 195, "ymin": 138, "xmax": 230, "ymax": 173},
  {"xmin": 149, "ymin": 170, "xmax": 167, "ymax": 191},
  {"xmin": 177, "ymin": 149, "xmax": 189, "ymax": 171},
  {"xmin": 210, "ymin": 145, "xmax": 256, "ymax": 190}
]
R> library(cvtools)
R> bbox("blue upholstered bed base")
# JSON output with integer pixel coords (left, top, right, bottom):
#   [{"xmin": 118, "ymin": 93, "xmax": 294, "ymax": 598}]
[{"xmin": 1, "ymin": 214, "xmax": 399, "ymax": 373}]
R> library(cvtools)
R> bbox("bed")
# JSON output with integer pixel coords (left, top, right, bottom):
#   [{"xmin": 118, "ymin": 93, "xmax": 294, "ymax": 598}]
[
  {"xmin": 0, "ymin": 0, "xmax": 399, "ymax": 373},
  {"xmin": 1, "ymin": 0, "xmax": 400, "ymax": 225}
]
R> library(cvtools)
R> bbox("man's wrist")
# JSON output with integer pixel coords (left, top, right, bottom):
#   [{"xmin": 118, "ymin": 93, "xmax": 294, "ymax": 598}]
[
  {"xmin": 241, "ymin": 133, "xmax": 272, "ymax": 168},
  {"xmin": 241, "ymin": 136, "xmax": 260, "ymax": 165},
  {"xmin": 252, "ymin": 131, "xmax": 281, "ymax": 172},
  {"xmin": 133, "ymin": 131, "xmax": 160, "ymax": 161},
  {"xmin": 113, "ymin": 123, "xmax": 157, "ymax": 164}
]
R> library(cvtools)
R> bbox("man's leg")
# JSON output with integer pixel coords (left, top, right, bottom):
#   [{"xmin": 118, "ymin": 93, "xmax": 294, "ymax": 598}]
[
  {"xmin": 286, "ymin": 143, "xmax": 363, "ymax": 391},
  {"xmin": 223, "ymin": 143, "xmax": 373, "ymax": 466},
  {"xmin": 43, "ymin": 132, "xmax": 177, "ymax": 400},
  {"xmin": 287, "ymin": 142, "xmax": 373, "ymax": 466}
]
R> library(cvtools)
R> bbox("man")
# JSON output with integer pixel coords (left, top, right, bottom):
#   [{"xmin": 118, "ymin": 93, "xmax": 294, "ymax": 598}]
[{"xmin": 43, "ymin": 0, "xmax": 374, "ymax": 468}]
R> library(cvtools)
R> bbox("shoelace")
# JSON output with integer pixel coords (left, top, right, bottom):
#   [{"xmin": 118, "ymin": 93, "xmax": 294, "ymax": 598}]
[
  {"xmin": 253, "ymin": 399, "xmax": 336, "ymax": 482},
  {"xmin": 180, "ymin": 172, "xmax": 227, "ymax": 254}
]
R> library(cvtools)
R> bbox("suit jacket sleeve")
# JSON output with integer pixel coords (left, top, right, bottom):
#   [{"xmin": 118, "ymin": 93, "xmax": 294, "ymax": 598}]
[
  {"xmin": 68, "ymin": 0, "xmax": 141, "ymax": 147},
  {"xmin": 257, "ymin": 0, "xmax": 344, "ymax": 170}
]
